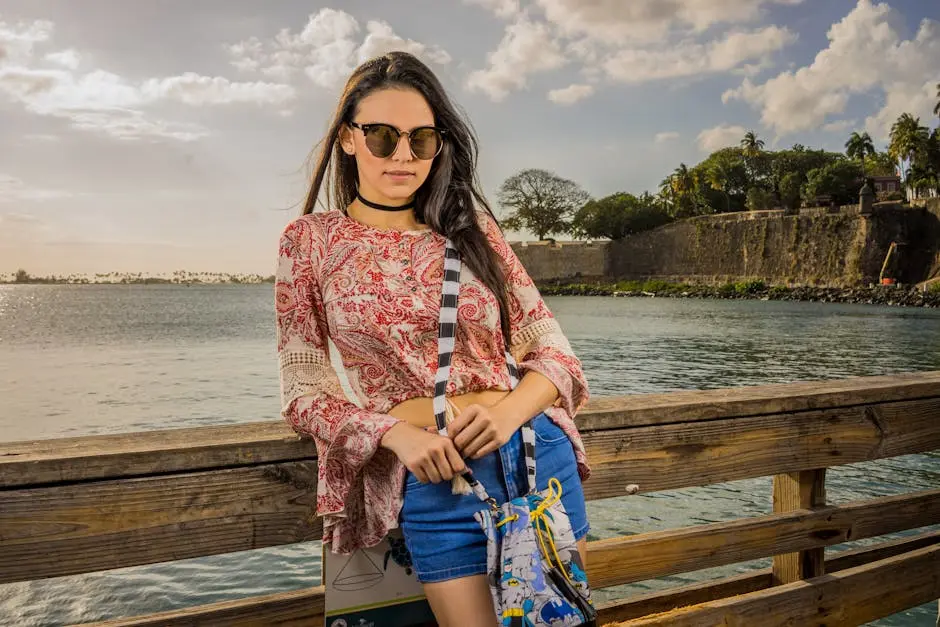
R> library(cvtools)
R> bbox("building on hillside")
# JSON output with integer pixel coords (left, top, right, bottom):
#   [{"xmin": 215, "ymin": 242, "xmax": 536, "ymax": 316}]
[{"xmin": 871, "ymin": 175, "xmax": 901, "ymax": 194}]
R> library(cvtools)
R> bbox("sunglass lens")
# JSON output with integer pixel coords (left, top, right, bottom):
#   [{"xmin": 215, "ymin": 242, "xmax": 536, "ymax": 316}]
[
  {"xmin": 411, "ymin": 128, "xmax": 441, "ymax": 159},
  {"xmin": 364, "ymin": 124, "xmax": 399, "ymax": 158}
]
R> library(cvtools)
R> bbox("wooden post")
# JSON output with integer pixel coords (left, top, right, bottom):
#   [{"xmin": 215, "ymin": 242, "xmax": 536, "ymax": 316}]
[{"xmin": 772, "ymin": 469, "xmax": 827, "ymax": 584}]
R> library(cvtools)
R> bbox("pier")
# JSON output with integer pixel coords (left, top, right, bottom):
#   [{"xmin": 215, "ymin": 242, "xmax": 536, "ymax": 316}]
[{"xmin": 2, "ymin": 371, "xmax": 939, "ymax": 626}]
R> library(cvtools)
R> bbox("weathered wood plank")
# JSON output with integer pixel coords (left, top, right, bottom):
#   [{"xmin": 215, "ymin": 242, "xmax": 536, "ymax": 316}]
[
  {"xmin": 5, "ymin": 397, "xmax": 940, "ymax": 499},
  {"xmin": 596, "ymin": 530, "xmax": 940, "ymax": 624},
  {"xmin": 581, "ymin": 397, "xmax": 940, "ymax": 501},
  {"xmin": 0, "ymin": 421, "xmax": 312, "ymax": 489},
  {"xmin": 582, "ymin": 370, "xmax": 940, "ymax": 430},
  {"xmin": 587, "ymin": 488, "xmax": 940, "ymax": 589},
  {"xmin": 73, "ymin": 529, "xmax": 940, "ymax": 626},
  {"xmin": 610, "ymin": 542, "xmax": 940, "ymax": 627},
  {"xmin": 771, "ymin": 468, "xmax": 826, "ymax": 584},
  {"xmin": 4, "ymin": 372, "xmax": 939, "ymax": 488},
  {"xmin": 72, "ymin": 586, "xmax": 326, "ymax": 627},
  {"xmin": 0, "ymin": 462, "xmax": 321, "ymax": 584}
]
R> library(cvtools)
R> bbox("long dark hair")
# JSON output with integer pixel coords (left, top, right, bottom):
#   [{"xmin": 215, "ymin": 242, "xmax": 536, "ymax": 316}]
[{"xmin": 301, "ymin": 51, "xmax": 513, "ymax": 344}]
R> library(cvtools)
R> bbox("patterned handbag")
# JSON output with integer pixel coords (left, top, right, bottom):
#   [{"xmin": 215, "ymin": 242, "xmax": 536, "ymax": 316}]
[{"xmin": 432, "ymin": 239, "xmax": 596, "ymax": 627}]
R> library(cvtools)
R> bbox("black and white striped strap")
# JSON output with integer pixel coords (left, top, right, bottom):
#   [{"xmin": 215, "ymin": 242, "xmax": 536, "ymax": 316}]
[{"xmin": 434, "ymin": 238, "xmax": 538, "ymax": 499}]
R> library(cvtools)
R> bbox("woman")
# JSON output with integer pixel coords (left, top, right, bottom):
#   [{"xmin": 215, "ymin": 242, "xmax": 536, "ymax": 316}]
[{"xmin": 275, "ymin": 51, "xmax": 591, "ymax": 626}]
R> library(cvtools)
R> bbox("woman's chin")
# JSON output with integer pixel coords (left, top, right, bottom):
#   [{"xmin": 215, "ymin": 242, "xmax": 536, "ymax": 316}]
[{"xmin": 374, "ymin": 181, "xmax": 419, "ymax": 199}]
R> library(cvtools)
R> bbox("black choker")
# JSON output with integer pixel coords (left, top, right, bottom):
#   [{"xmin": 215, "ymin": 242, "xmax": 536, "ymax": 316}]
[{"xmin": 357, "ymin": 192, "xmax": 414, "ymax": 212}]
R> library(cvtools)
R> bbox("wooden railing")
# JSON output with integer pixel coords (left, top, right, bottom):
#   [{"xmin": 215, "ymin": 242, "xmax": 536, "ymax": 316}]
[{"xmin": 2, "ymin": 371, "xmax": 939, "ymax": 626}]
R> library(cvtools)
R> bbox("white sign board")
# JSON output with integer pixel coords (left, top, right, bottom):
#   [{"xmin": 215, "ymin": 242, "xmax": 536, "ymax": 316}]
[{"xmin": 323, "ymin": 529, "xmax": 435, "ymax": 627}]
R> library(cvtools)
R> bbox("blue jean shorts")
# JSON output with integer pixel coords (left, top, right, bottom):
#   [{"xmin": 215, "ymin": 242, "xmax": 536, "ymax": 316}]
[{"xmin": 399, "ymin": 412, "xmax": 590, "ymax": 583}]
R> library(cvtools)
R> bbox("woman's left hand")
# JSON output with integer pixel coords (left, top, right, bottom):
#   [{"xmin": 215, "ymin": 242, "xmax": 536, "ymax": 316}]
[{"xmin": 448, "ymin": 404, "xmax": 518, "ymax": 459}]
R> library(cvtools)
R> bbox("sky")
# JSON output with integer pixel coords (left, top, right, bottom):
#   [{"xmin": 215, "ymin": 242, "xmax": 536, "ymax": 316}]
[{"xmin": 1, "ymin": 0, "xmax": 938, "ymax": 276}]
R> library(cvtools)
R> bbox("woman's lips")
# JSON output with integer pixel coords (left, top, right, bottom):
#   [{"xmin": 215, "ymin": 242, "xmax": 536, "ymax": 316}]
[{"xmin": 384, "ymin": 171, "xmax": 415, "ymax": 181}]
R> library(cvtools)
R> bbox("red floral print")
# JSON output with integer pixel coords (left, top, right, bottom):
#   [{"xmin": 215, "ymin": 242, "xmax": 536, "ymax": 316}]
[{"xmin": 275, "ymin": 209, "xmax": 590, "ymax": 554}]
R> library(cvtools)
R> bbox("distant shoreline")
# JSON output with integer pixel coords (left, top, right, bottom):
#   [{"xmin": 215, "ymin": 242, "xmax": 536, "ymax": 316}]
[
  {"xmin": 5, "ymin": 278, "xmax": 939, "ymax": 308},
  {"xmin": 537, "ymin": 280, "xmax": 940, "ymax": 308}
]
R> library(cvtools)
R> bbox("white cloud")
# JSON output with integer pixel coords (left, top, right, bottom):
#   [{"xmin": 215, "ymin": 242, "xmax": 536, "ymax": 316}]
[
  {"xmin": 604, "ymin": 25, "xmax": 796, "ymax": 83},
  {"xmin": 0, "ymin": 17, "xmax": 53, "ymax": 65},
  {"xmin": 464, "ymin": 0, "xmax": 522, "ymax": 19},
  {"xmin": 0, "ymin": 18, "xmax": 295, "ymax": 141},
  {"xmin": 228, "ymin": 9, "xmax": 450, "ymax": 92},
  {"xmin": 357, "ymin": 21, "xmax": 452, "ymax": 66},
  {"xmin": 655, "ymin": 131, "xmax": 680, "ymax": 143},
  {"xmin": 722, "ymin": 0, "xmax": 940, "ymax": 140},
  {"xmin": 0, "ymin": 174, "xmax": 75, "ymax": 202},
  {"xmin": 44, "ymin": 48, "xmax": 79, "ymax": 69},
  {"xmin": 547, "ymin": 83, "xmax": 594, "ymax": 105},
  {"xmin": 227, "ymin": 36, "xmax": 264, "ymax": 73},
  {"xmin": 466, "ymin": 18, "xmax": 565, "ymax": 101},
  {"xmin": 141, "ymin": 73, "xmax": 296, "ymax": 107},
  {"xmin": 697, "ymin": 123, "xmax": 747, "ymax": 152},
  {"xmin": 534, "ymin": 0, "xmax": 804, "ymax": 45},
  {"xmin": 69, "ymin": 111, "xmax": 208, "ymax": 142},
  {"xmin": 463, "ymin": 0, "xmax": 800, "ymax": 101}
]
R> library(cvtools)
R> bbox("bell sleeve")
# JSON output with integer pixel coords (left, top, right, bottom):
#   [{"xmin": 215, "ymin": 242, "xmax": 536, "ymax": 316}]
[
  {"xmin": 477, "ymin": 211, "xmax": 590, "ymax": 417},
  {"xmin": 275, "ymin": 216, "xmax": 403, "ymax": 540}
]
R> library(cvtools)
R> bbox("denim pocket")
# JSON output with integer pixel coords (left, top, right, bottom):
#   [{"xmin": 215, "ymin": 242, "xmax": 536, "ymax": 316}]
[
  {"xmin": 531, "ymin": 413, "xmax": 569, "ymax": 446},
  {"xmin": 404, "ymin": 471, "xmax": 426, "ymax": 490}
]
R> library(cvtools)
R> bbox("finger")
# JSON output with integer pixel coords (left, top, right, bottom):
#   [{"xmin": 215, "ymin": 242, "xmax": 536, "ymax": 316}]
[
  {"xmin": 447, "ymin": 405, "xmax": 479, "ymax": 440},
  {"xmin": 423, "ymin": 461, "xmax": 442, "ymax": 484},
  {"xmin": 472, "ymin": 441, "xmax": 500, "ymax": 460},
  {"xmin": 463, "ymin": 429, "xmax": 493, "ymax": 459},
  {"xmin": 413, "ymin": 467, "xmax": 429, "ymax": 483},
  {"xmin": 453, "ymin": 416, "xmax": 487, "ymax": 451},
  {"xmin": 443, "ymin": 441, "xmax": 467, "ymax": 474},
  {"xmin": 431, "ymin": 446, "xmax": 454, "ymax": 481}
]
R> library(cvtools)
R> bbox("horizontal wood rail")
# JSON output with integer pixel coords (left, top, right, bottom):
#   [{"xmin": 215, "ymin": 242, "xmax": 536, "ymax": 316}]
[
  {"xmin": 76, "ymin": 531, "xmax": 940, "ymax": 627},
  {"xmin": 2, "ymin": 371, "xmax": 938, "ymax": 625}
]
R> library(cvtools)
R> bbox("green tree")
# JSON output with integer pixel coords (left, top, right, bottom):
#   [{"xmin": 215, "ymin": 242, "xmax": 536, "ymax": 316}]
[
  {"xmin": 845, "ymin": 131, "xmax": 875, "ymax": 173},
  {"xmin": 934, "ymin": 82, "xmax": 940, "ymax": 119},
  {"xmin": 801, "ymin": 160, "xmax": 865, "ymax": 206},
  {"xmin": 571, "ymin": 192, "xmax": 672, "ymax": 240},
  {"xmin": 889, "ymin": 113, "xmax": 929, "ymax": 187},
  {"xmin": 14, "ymin": 269, "xmax": 30, "ymax": 283},
  {"xmin": 668, "ymin": 163, "xmax": 699, "ymax": 218},
  {"xmin": 694, "ymin": 147, "xmax": 748, "ymax": 214},
  {"xmin": 740, "ymin": 130, "xmax": 765, "ymax": 156},
  {"xmin": 497, "ymin": 169, "xmax": 590, "ymax": 240},
  {"xmin": 740, "ymin": 130, "xmax": 765, "ymax": 184},
  {"xmin": 867, "ymin": 151, "xmax": 898, "ymax": 177},
  {"xmin": 746, "ymin": 187, "xmax": 776, "ymax": 211},
  {"xmin": 779, "ymin": 171, "xmax": 802, "ymax": 211},
  {"xmin": 657, "ymin": 176, "xmax": 675, "ymax": 214}
]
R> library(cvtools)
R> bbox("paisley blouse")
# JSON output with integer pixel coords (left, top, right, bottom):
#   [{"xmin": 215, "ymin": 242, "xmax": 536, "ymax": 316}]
[{"xmin": 275, "ymin": 208, "xmax": 591, "ymax": 554}]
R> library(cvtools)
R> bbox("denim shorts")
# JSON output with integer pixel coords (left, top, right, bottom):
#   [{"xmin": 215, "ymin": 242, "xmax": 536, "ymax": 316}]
[{"xmin": 399, "ymin": 412, "xmax": 590, "ymax": 583}]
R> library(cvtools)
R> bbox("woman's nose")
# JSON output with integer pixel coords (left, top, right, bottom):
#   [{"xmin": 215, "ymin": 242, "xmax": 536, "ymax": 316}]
[{"xmin": 390, "ymin": 132, "xmax": 414, "ymax": 162}]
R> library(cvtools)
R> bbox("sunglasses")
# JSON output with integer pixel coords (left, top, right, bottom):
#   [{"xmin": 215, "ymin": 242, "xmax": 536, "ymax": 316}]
[{"xmin": 348, "ymin": 122, "xmax": 446, "ymax": 160}]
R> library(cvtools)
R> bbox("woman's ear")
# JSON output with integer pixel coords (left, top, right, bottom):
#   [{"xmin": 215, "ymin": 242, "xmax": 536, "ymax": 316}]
[{"xmin": 339, "ymin": 124, "xmax": 356, "ymax": 156}]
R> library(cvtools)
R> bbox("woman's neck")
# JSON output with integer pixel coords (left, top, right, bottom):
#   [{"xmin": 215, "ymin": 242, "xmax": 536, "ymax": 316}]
[{"xmin": 347, "ymin": 194, "xmax": 426, "ymax": 231}]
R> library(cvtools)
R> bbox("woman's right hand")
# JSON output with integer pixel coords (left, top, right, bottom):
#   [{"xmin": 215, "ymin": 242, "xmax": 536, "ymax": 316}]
[{"xmin": 380, "ymin": 422, "xmax": 467, "ymax": 483}]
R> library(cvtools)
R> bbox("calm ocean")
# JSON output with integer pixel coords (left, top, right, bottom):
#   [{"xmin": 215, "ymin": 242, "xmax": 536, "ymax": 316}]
[{"xmin": 1, "ymin": 284, "xmax": 938, "ymax": 626}]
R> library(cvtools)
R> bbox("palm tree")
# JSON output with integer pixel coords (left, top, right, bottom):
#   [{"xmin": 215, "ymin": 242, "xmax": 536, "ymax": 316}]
[
  {"xmin": 670, "ymin": 163, "xmax": 698, "ymax": 218},
  {"xmin": 845, "ymin": 131, "xmax": 876, "ymax": 174},
  {"xmin": 740, "ymin": 130, "xmax": 765, "ymax": 183},
  {"xmin": 705, "ymin": 154, "xmax": 736, "ymax": 213},
  {"xmin": 740, "ymin": 130, "xmax": 765, "ymax": 156},
  {"xmin": 658, "ymin": 176, "xmax": 674, "ymax": 213},
  {"xmin": 934, "ymin": 82, "xmax": 940, "ymax": 119},
  {"xmin": 889, "ymin": 113, "xmax": 929, "ymax": 196}
]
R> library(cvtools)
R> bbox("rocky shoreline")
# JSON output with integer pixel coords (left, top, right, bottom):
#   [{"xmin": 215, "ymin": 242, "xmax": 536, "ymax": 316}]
[{"xmin": 537, "ymin": 281, "xmax": 940, "ymax": 308}]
